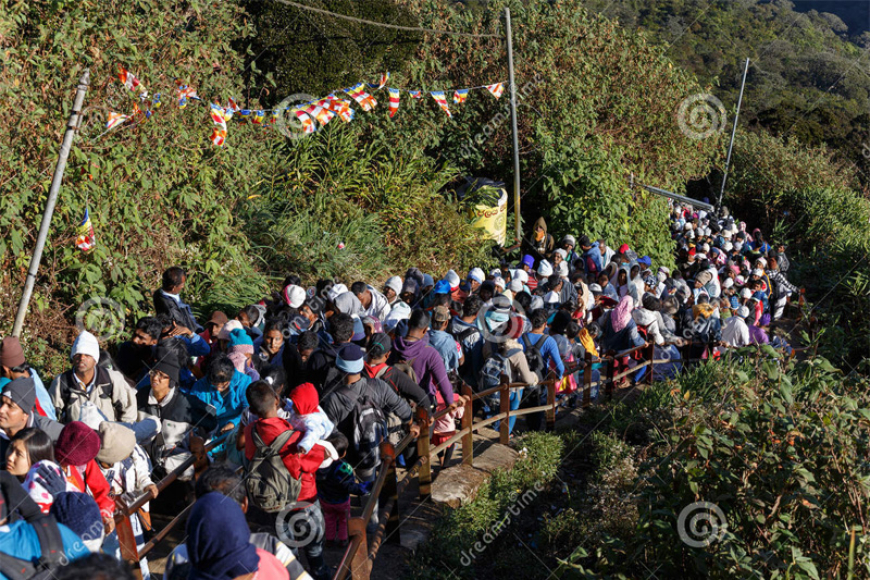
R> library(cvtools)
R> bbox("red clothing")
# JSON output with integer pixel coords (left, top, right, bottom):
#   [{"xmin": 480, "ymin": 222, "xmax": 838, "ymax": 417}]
[
  {"xmin": 64, "ymin": 459, "xmax": 114, "ymax": 519},
  {"xmin": 244, "ymin": 417, "xmax": 324, "ymax": 503},
  {"xmin": 255, "ymin": 548, "xmax": 290, "ymax": 580},
  {"xmin": 526, "ymin": 275, "xmax": 539, "ymax": 291}
]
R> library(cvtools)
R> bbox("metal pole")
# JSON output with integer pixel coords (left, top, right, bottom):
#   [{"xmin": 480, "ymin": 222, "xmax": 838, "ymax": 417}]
[
  {"xmin": 717, "ymin": 57, "xmax": 749, "ymax": 212},
  {"xmin": 12, "ymin": 69, "xmax": 90, "ymax": 337},
  {"xmin": 504, "ymin": 8, "xmax": 522, "ymax": 243}
]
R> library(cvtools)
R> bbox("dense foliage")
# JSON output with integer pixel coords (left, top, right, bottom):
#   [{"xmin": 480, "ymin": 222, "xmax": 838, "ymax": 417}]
[
  {"xmin": 0, "ymin": 0, "xmax": 489, "ymax": 373},
  {"xmin": 580, "ymin": 0, "xmax": 870, "ymax": 185}
]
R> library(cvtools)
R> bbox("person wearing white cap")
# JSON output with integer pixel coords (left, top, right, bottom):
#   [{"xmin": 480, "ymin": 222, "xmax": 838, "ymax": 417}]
[
  {"xmin": 493, "ymin": 276, "xmax": 506, "ymax": 292},
  {"xmin": 505, "ymin": 279, "xmax": 523, "ymax": 302},
  {"xmin": 383, "ymin": 276, "xmax": 403, "ymax": 305},
  {"xmin": 282, "ymin": 284, "xmax": 306, "ymax": 309},
  {"xmin": 537, "ymin": 260, "xmax": 553, "ymax": 278},
  {"xmin": 49, "ymin": 331, "xmax": 138, "ymax": 425},
  {"xmin": 721, "ymin": 306, "xmax": 751, "ymax": 347},
  {"xmin": 467, "ymin": 268, "xmax": 485, "ymax": 293},
  {"xmin": 445, "ymin": 270, "xmax": 461, "ymax": 291}
]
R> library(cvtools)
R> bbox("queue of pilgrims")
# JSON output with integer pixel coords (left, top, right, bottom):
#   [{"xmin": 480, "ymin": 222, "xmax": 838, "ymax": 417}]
[{"xmin": 0, "ymin": 204, "xmax": 798, "ymax": 580}]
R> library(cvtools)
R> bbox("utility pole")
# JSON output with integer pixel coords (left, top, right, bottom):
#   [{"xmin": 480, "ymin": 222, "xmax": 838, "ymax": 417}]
[
  {"xmin": 504, "ymin": 8, "xmax": 522, "ymax": 244},
  {"xmin": 12, "ymin": 69, "xmax": 90, "ymax": 337},
  {"xmin": 717, "ymin": 57, "xmax": 749, "ymax": 212}
]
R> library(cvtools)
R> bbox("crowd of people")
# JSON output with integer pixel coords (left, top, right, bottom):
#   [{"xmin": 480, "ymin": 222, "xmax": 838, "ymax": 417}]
[{"xmin": 0, "ymin": 202, "xmax": 799, "ymax": 580}]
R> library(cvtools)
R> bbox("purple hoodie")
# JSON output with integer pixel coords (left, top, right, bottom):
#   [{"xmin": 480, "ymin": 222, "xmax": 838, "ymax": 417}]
[{"xmin": 389, "ymin": 334, "xmax": 453, "ymax": 403}]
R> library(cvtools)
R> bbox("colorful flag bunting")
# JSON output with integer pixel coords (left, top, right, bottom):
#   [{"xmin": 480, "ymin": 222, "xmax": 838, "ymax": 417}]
[
  {"xmin": 176, "ymin": 81, "xmax": 201, "ymax": 108},
  {"xmin": 343, "ymin": 84, "xmax": 377, "ymax": 111},
  {"xmin": 75, "ymin": 208, "xmax": 96, "ymax": 252},
  {"xmin": 118, "ymin": 67, "xmax": 146, "ymax": 96},
  {"xmin": 251, "ymin": 110, "xmax": 265, "ymax": 125},
  {"xmin": 304, "ymin": 104, "xmax": 335, "ymax": 127},
  {"xmin": 388, "ymin": 88, "xmax": 400, "ymax": 118},
  {"xmin": 485, "ymin": 83, "xmax": 505, "ymax": 99},
  {"xmin": 368, "ymin": 72, "xmax": 390, "ymax": 90},
  {"xmin": 323, "ymin": 96, "xmax": 355, "ymax": 123},
  {"xmin": 430, "ymin": 91, "xmax": 452, "ymax": 118},
  {"xmin": 293, "ymin": 109, "xmax": 316, "ymax": 134},
  {"xmin": 409, "ymin": 90, "xmax": 422, "ymax": 99},
  {"xmin": 210, "ymin": 128, "xmax": 227, "ymax": 147},
  {"xmin": 210, "ymin": 103, "xmax": 228, "ymax": 132},
  {"xmin": 453, "ymin": 89, "xmax": 469, "ymax": 104},
  {"xmin": 105, "ymin": 112, "xmax": 129, "ymax": 131}
]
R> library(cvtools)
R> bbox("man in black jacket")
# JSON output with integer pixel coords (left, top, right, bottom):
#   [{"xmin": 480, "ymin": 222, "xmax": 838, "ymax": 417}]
[
  {"xmin": 153, "ymin": 267, "xmax": 202, "ymax": 333},
  {"xmin": 306, "ymin": 313, "xmax": 354, "ymax": 397},
  {"xmin": 136, "ymin": 348, "xmax": 216, "ymax": 480}
]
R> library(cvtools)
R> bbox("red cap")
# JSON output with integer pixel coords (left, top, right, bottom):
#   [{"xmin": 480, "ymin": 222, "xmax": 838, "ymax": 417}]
[{"xmin": 618, "ymin": 243, "xmax": 630, "ymax": 254}]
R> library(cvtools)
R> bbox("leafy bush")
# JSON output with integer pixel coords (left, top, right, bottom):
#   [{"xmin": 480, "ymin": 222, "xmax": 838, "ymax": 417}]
[{"xmin": 557, "ymin": 352, "xmax": 870, "ymax": 579}]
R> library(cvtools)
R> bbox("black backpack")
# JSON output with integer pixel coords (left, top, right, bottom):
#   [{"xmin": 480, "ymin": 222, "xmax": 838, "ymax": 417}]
[
  {"xmin": 348, "ymin": 381, "xmax": 388, "ymax": 473},
  {"xmin": 521, "ymin": 334, "xmax": 546, "ymax": 382},
  {"xmin": 0, "ymin": 516, "xmax": 66, "ymax": 580}
]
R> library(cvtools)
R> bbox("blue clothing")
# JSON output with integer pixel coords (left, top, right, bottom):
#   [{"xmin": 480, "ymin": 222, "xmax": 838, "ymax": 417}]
[
  {"xmin": 729, "ymin": 295, "xmax": 740, "ymax": 310},
  {"xmin": 181, "ymin": 333, "xmax": 210, "ymax": 358},
  {"xmin": 29, "ymin": 368, "xmax": 56, "ymax": 421},
  {"xmin": 451, "ymin": 317, "xmax": 484, "ymax": 388},
  {"xmin": 188, "ymin": 370, "xmax": 252, "ymax": 431},
  {"xmin": 0, "ymin": 520, "xmax": 88, "ymax": 579},
  {"xmin": 521, "ymin": 333, "xmax": 565, "ymax": 378},
  {"xmin": 428, "ymin": 329, "xmax": 461, "ymax": 373}
]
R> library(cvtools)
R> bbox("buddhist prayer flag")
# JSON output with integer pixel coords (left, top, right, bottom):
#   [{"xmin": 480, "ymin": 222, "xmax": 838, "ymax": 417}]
[
  {"xmin": 251, "ymin": 110, "xmax": 265, "ymax": 125},
  {"xmin": 388, "ymin": 88, "xmax": 400, "ymax": 118},
  {"xmin": 322, "ymin": 96, "xmax": 355, "ymax": 123},
  {"xmin": 210, "ymin": 128, "xmax": 227, "ymax": 146},
  {"xmin": 485, "ymin": 83, "xmax": 505, "ymax": 99},
  {"xmin": 118, "ymin": 67, "xmax": 146, "ymax": 96},
  {"xmin": 453, "ymin": 89, "xmax": 469, "ymax": 104},
  {"xmin": 304, "ymin": 103, "xmax": 335, "ymax": 127},
  {"xmin": 343, "ymin": 84, "xmax": 377, "ymax": 111},
  {"xmin": 175, "ymin": 81, "xmax": 200, "ymax": 108},
  {"xmin": 430, "ymin": 91, "xmax": 452, "ymax": 118},
  {"xmin": 105, "ymin": 112, "xmax": 129, "ymax": 131},
  {"xmin": 75, "ymin": 208, "xmax": 96, "ymax": 252},
  {"xmin": 293, "ymin": 110, "xmax": 316, "ymax": 133},
  {"xmin": 408, "ymin": 90, "xmax": 422, "ymax": 99}
]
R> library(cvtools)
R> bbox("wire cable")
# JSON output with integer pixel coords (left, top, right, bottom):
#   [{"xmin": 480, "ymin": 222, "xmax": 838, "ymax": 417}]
[{"xmin": 270, "ymin": 0, "xmax": 501, "ymax": 38}]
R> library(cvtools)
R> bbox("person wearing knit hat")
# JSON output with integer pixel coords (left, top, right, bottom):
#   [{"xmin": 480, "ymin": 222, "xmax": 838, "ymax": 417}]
[
  {"xmin": 383, "ymin": 276, "xmax": 403, "ymax": 304},
  {"xmin": 508, "ymin": 279, "xmax": 523, "ymax": 295},
  {"xmin": 492, "ymin": 276, "xmax": 506, "ymax": 291},
  {"xmin": 0, "ymin": 377, "xmax": 64, "ymax": 464},
  {"xmin": 333, "ymin": 291, "xmax": 362, "ymax": 317},
  {"xmin": 49, "ymin": 331, "xmax": 137, "ymax": 426},
  {"xmin": 95, "ymin": 422, "xmax": 157, "ymax": 572},
  {"xmin": 216, "ymin": 319, "xmax": 244, "ymax": 342},
  {"xmin": 521, "ymin": 254, "xmax": 535, "ymax": 271},
  {"xmin": 537, "ymin": 260, "xmax": 553, "ymax": 278},
  {"xmin": 227, "ymin": 328, "xmax": 259, "ymax": 382},
  {"xmin": 557, "ymin": 261, "xmax": 569, "ymax": 278},
  {"xmin": 54, "ymin": 421, "xmax": 116, "ymax": 532},
  {"xmin": 335, "ymin": 344, "xmax": 365, "ymax": 375},
  {"xmin": 421, "ymin": 274, "xmax": 435, "ymax": 291},
  {"xmin": 0, "ymin": 337, "xmax": 55, "ymax": 421},
  {"xmin": 444, "ymin": 270, "xmax": 461, "ymax": 291},
  {"xmin": 433, "ymin": 280, "xmax": 452, "ymax": 295},
  {"xmin": 50, "ymin": 492, "xmax": 105, "ymax": 554},
  {"xmin": 282, "ymin": 284, "xmax": 307, "ymax": 309}
]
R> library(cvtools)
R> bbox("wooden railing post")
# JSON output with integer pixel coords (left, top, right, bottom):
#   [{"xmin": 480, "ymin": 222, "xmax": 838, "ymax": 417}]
[
  {"xmin": 499, "ymin": 382, "xmax": 510, "ymax": 445},
  {"xmin": 461, "ymin": 382, "xmax": 474, "ymax": 467},
  {"xmin": 114, "ymin": 505, "xmax": 142, "ymax": 580},
  {"xmin": 545, "ymin": 372, "xmax": 556, "ymax": 432},
  {"xmin": 583, "ymin": 352, "xmax": 592, "ymax": 407},
  {"xmin": 342, "ymin": 518, "xmax": 371, "ymax": 580},
  {"xmin": 381, "ymin": 443, "xmax": 401, "ymax": 544},
  {"xmin": 415, "ymin": 407, "xmax": 432, "ymax": 499},
  {"xmin": 606, "ymin": 356, "xmax": 616, "ymax": 400},
  {"xmin": 645, "ymin": 341, "xmax": 656, "ymax": 385}
]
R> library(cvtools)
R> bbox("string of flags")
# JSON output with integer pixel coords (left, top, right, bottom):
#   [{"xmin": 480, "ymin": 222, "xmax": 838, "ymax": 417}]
[
  {"xmin": 103, "ymin": 66, "xmax": 507, "ymax": 147},
  {"xmin": 75, "ymin": 207, "xmax": 96, "ymax": 252}
]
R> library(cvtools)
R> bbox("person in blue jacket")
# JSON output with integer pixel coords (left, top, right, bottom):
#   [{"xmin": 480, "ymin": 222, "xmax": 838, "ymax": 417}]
[
  {"xmin": 0, "ymin": 472, "xmax": 89, "ymax": 579},
  {"xmin": 188, "ymin": 354, "xmax": 251, "ymax": 436}
]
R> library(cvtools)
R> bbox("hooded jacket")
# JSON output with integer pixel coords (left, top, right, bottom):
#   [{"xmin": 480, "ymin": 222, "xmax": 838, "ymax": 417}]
[
  {"xmin": 632, "ymin": 308, "xmax": 676, "ymax": 346},
  {"xmin": 531, "ymin": 217, "xmax": 555, "ymax": 258},
  {"xmin": 244, "ymin": 417, "xmax": 325, "ymax": 503},
  {"xmin": 286, "ymin": 383, "xmax": 335, "ymax": 454},
  {"xmin": 188, "ymin": 370, "xmax": 252, "ymax": 431},
  {"xmin": 617, "ymin": 264, "xmax": 642, "ymax": 309},
  {"xmin": 389, "ymin": 335, "xmax": 454, "ymax": 403}
]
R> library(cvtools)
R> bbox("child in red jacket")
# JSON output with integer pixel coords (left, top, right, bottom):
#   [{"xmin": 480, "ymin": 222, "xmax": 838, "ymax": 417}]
[
  {"xmin": 244, "ymin": 380, "xmax": 329, "ymax": 580},
  {"xmin": 54, "ymin": 421, "xmax": 115, "ymax": 534}
]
